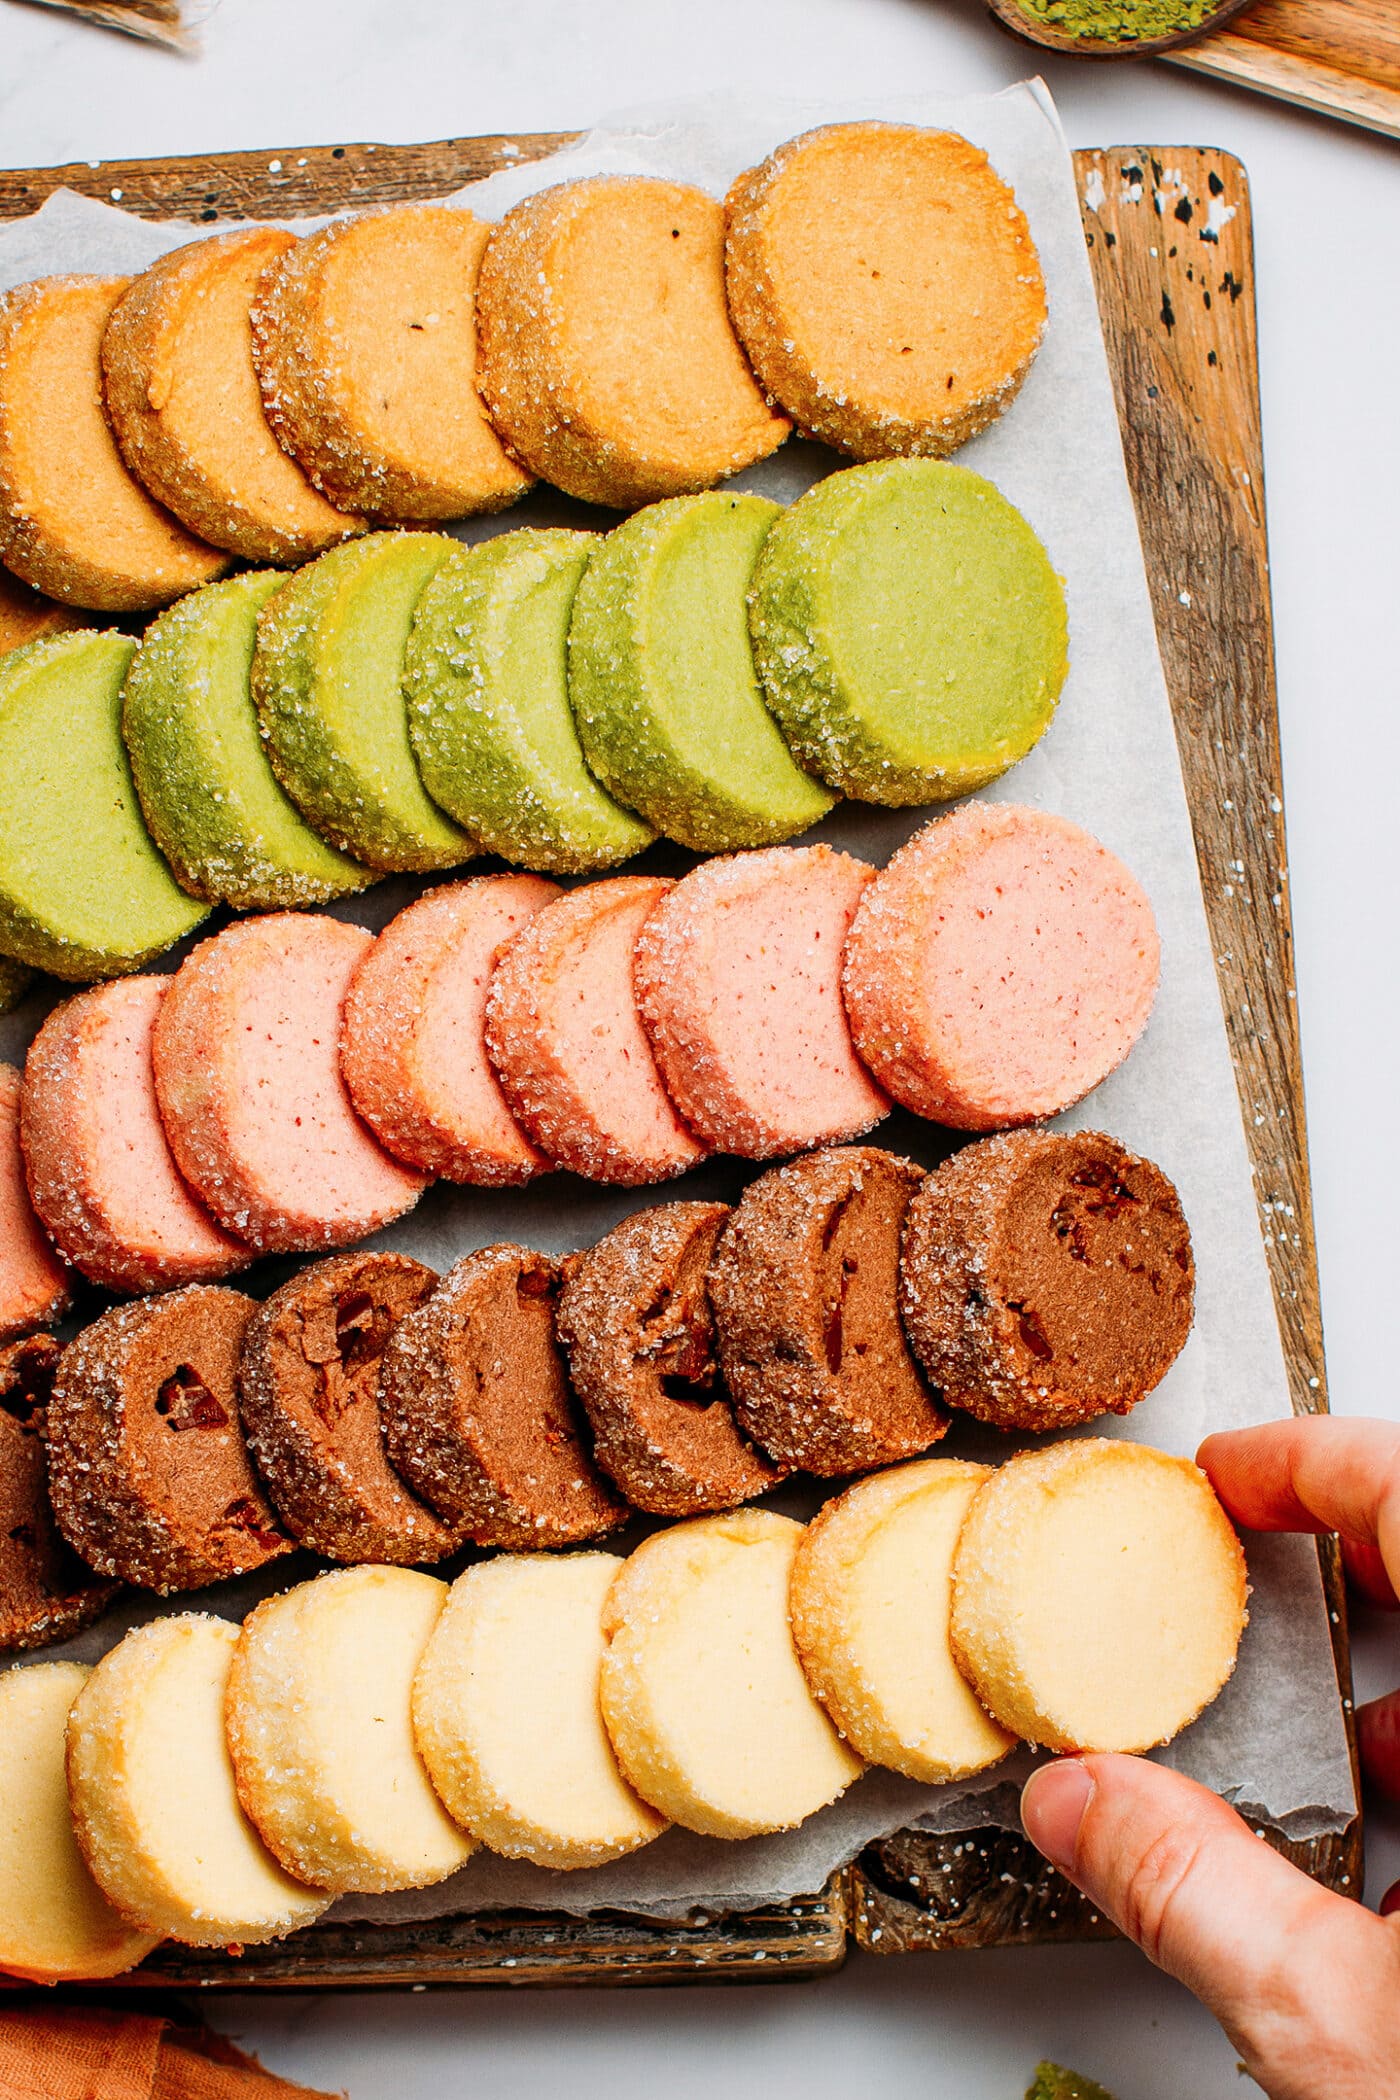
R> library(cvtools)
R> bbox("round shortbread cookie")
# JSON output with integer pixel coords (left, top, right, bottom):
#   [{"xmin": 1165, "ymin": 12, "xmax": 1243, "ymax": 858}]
[
  {"xmin": 949, "ymin": 1440, "xmax": 1249, "ymax": 1755},
  {"xmin": 0, "ymin": 1661, "xmax": 159, "ymax": 1981},
  {"xmin": 341, "ymin": 876, "xmax": 560, "ymax": 1185},
  {"xmin": 102, "ymin": 228, "xmax": 363, "ymax": 564},
  {"xmin": 251, "ymin": 203, "xmax": 532, "ymax": 522},
  {"xmin": 0, "ymin": 567, "xmax": 83, "ymax": 654},
  {"xmin": 66, "ymin": 1616, "xmax": 331, "ymax": 1946},
  {"xmin": 21, "ymin": 976, "xmax": 248, "ymax": 1295},
  {"xmin": 790, "ymin": 1461, "xmax": 1014, "ymax": 1783},
  {"xmin": 227, "ymin": 1566, "xmax": 474, "ymax": 1895},
  {"xmin": 413, "ymin": 1553, "xmax": 668, "ymax": 1870},
  {"xmin": 0, "ymin": 1335, "xmax": 119, "ymax": 1655},
  {"xmin": 0, "ymin": 275, "xmax": 228, "ymax": 611},
  {"xmin": 0, "ymin": 631, "xmax": 209, "ymax": 983},
  {"xmin": 476, "ymin": 177, "xmax": 789, "ymax": 510},
  {"xmin": 599, "ymin": 1510, "xmax": 863, "ymax": 1838},
  {"xmin": 1, "ymin": 1060, "xmax": 71, "ymax": 1343},
  {"xmin": 724, "ymin": 123, "xmax": 1046, "ymax": 462},
  {"xmin": 842, "ymin": 803, "xmax": 1160, "ymax": 1130}
]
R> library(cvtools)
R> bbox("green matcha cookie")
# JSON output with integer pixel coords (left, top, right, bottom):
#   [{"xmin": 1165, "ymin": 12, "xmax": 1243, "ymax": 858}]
[
  {"xmin": 567, "ymin": 491, "xmax": 835, "ymax": 852},
  {"xmin": 123, "ymin": 571, "xmax": 370, "ymax": 910},
  {"xmin": 253, "ymin": 531, "xmax": 472, "ymax": 872},
  {"xmin": 406, "ymin": 528, "xmax": 652, "ymax": 875},
  {"xmin": 0, "ymin": 631, "xmax": 208, "ymax": 980},
  {"xmin": 748, "ymin": 458, "xmax": 1068, "ymax": 806},
  {"xmin": 1027, "ymin": 2064, "xmax": 1117, "ymax": 2100},
  {"xmin": 0, "ymin": 955, "xmax": 34, "ymax": 1012}
]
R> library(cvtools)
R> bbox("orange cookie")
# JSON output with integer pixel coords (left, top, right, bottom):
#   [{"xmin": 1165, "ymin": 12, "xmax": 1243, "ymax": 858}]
[
  {"xmin": 0, "ymin": 568, "xmax": 82, "ymax": 655},
  {"xmin": 102, "ymin": 229, "xmax": 364, "ymax": 564},
  {"xmin": 251, "ymin": 203, "xmax": 533, "ymax": 523},
  {"xmin": 476, "ymin": 177, "xmax": 789, "ymax": 509},
  {"xmin": 725, "ymin": 123, "xmax": 1046, "ymax": 461},
  {"xmin": 0, "ymin": 276, "xmax": 228, "ymax": 611}
]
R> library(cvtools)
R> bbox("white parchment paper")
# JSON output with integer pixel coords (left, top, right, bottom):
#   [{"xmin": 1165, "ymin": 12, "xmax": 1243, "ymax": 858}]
[{"xmin": 0, "ymin": 83, "xmax": 1357, "ymax": 1924}]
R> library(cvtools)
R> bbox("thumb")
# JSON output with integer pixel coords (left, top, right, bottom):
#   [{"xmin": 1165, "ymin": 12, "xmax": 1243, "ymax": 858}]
[{"xmin": 1021, "ymin": 1754, "xmax": 1382, "ymax": 2074}]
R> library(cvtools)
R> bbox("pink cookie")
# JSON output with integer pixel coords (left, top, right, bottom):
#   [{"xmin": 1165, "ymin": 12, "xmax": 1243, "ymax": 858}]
[
  {"xmin": 341, "ymin": 875, "xmax": 559, "ymax": 1186},
  {"xmin": 0, "ymin": 1064, "xmax": 69, "ymax": 1340},
  {"xmin": 484, "ymin": 876, "xmax": 705, "ymax": 1186},
  {"xmin": 634, "ymin": 845, "xmax": 887, "ymax": 1159},
  {"xmin": 21, "ymin": 977, "xmax": 247, "ymax": 1294},
  {"xmin": 842, "ymin": 802, "xmax": 1160, "ymax": 1130},
  {"xmin": 153, "ymin": 914, "xmax": 426, "ymax": 1254}
]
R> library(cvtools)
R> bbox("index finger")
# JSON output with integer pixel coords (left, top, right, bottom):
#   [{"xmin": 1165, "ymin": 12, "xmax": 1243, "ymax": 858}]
[{"xmin": 1198, "ymin": 1417, "xmax": 1400, "ymax": 1571}]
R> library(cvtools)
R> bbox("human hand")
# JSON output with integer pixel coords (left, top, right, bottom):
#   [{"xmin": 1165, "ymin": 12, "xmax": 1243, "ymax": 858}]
[{"xmin": 1019, "ymin": 1417, "xmax": 1400, "ymax": 2100}]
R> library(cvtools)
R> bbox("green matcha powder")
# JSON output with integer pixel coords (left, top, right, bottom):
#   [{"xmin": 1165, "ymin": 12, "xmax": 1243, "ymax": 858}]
[{"xmin": 1020, "ymin": 0, "xmax": 1213, "ymax": 39}]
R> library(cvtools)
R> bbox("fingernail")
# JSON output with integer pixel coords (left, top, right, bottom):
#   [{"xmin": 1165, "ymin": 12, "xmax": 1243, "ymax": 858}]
[{"xmin": 1021, "ymin": 1758, "xmax": 1094, "ymax": 1870}]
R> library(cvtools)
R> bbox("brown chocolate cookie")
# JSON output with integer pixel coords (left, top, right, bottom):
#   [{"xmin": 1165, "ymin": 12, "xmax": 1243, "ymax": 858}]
[
  {"xmin": 556, "ymin": 1203, "xmax": 784, "ymax": 1517},
  {"xmin": 46, "ymin": 1286, "xmax": 290, "ymax": 1594},
  {"xmin": 898, "ymin": 1129, "xmax": 1195, "ymax": 1432},
  {"xmin": 709, "ymin": 1147, "xmax": 948, "ymax": 1475},
  {"xmin": 0, "ymin": 1334, "xmax": 118, "ymax": 1652},
  {"xmin": 238, "ymin": 1252, "xmax": 464, "ymax": 1565},
  {"xmin": 378, "ymin": 1244, "xmax": 626, "ymax": 1549}
]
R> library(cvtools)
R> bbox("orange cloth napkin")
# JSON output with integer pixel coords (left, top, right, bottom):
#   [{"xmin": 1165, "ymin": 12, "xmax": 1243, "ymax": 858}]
[{"xmin": 0, "ymin": 2009, "xmax": 338, "ymax": 2100}]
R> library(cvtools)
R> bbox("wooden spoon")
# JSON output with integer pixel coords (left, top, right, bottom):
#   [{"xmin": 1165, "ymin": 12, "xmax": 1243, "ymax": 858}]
[{"xmin": 985, "ymin": 0, "xmax": 1258, "ymax": 58}]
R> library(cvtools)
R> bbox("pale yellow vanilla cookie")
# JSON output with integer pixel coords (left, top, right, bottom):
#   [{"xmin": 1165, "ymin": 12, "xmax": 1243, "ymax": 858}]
[
  {"xmin": 0, "ymin": 276, "xmax": 228, "ymax": 611},
  {"xmin": 227, "ymin": 1566, "xmax": 472, "ymax": 1895},
  {"xmin": 950, "ymin": 1440, "xmax": 1249, "ymax": 1755},
  {"xmin": 0, "ymin": 1662, "xmax": 159, "ymax": 1982},
  {"xmin": 790, "ymin": 1460, "xmax": 1014, "ymax": 1783},
  {"xmin": 600, "ymin": 1511, "xmax": 862, "ymax": 1839},
  {"xmin": 414, "ymin": 1553, "xmax": 668, "ymax": 1870},
  {"xmin": 65, "ymin": 1617, "xmax": 329, "ymax": 1948},
  {"xmin": 251, "ymin": 204, "xmax": 532, "ymax": 522},
  {"xmin": 102, "ymin": 228, "xmax": 364, "ymax": 564}
]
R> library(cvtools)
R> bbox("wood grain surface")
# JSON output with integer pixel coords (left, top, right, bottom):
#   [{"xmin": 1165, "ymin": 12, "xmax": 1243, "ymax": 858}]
[
  {"xmin": 1165, "ymin": 0, "xmax": 1400, "ymax": 139},
  {"xmin": 0, "ymin": 134, "xmax": 1357, "ymax": 1983}
]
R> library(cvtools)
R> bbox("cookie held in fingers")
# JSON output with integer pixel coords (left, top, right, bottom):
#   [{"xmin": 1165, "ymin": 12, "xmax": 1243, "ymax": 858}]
[
  {"xmin": 238, "ymin": 1252, "xmax": 462, "ymax": 1565},
  {"xmin": 708, "ymin": 1147, "xmax": 947, "ymax": 1475},
  {"xmin": 413, "ymin": 1553, "xmax": 667, "ymax": 1870},
  {"xmin": 66, "ymin": 1616, "xmax": 332, "ymax": 1947},
  {"xmin": 790, "ymin": 1459, "xmax": 1014, "ymax": 1783},
  {"xmin": 0, "ymin": 275, "xmax": 228, "ymax": 611},
  {"xmin": 724, "ymin": 123, "xmax": 1046, "ymax": 462},
  {"xmin": 634, "ymin": 846, "xmax": 886, "ymax": 1160},
  {"xmin": 0, "ymin": 1662, "xmax": 160, "ymax": 1982},
  {"xmin": 599, "ymin": 1511, "xmax": 863, "ymax": 1838},
  {"xmin": 378, "ymin": 1244, "xmax": 626, "ymax": 1549},
  {"xmin": 949, "ymin": 1439, "xmax": 1248, "ymax": 1755},
  {"xmin": 0, "ymin": 1335, "xmax": 119, "ymax": 1655},
  {"xmin": 102, "ymin": 228, "xmax": 364, "ymax": 564},
  {"xmin": 0, "ymin": 1061, "xmax": 70, "ymax": 1342},
  {"xmin": 340, "ymin": 876, "xmax": 560, "ymax": 1186},
  {"xmin": 45, "ymin": 1286, "xmax": 291, "ymax": 1595},
  {"xmin": 842, "ymin": 803, "xmax": 1160, "ymax": 1131},
  {"xmin": 899, "ymin": 1129, "xmax": 1195, "ymax": 1432},
  {"xmin": 476, "ymin": 176, "xmax": 788, "ymax": 509},
  {"xmin": 251, "ymin": 203, "xmax": 532, "ymax": 522},
  {"xmin": 555, "ymin": 1202, "xmax": 783, "ymax": 1517},
  {"xmin": 227, "ymin": 1565, "xmax": 473, "ymax": 1895},
  {"xmin": 21, "ymin": 975, "xmax": 248, "ymax": 1296}
]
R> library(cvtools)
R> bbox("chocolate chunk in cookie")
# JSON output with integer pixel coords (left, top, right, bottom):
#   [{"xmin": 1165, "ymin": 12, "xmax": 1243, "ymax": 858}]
[
  {"xmin": 239, "ymin": 1251, "xmax": 463, "ymax": 1564},
  {"xmin": 709, "ymin": 1147, "xmax": 947, "ymax": 1475},
  {"xmin": 556, "ymin": 1203, "xmax": 784, "ymax": 1516},
  {"xmin": 47, "ymin": 1286, "xmax": 290, "ymax": 1594},
  {"xmin": 899, "ymin": 1129, "xmax": 1195, "ymax": 1433},
  {"xmin": 378, "ymin": 1245, "xmax": 626, "ymax": 1549},
  {"xmin": 0, "ymin": 1334, "xmax": 118, "ymax": 1652}
]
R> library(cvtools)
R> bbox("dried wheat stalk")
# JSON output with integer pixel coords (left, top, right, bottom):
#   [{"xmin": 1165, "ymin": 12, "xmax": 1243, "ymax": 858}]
[{"xmin": 6, "ymin": 0, "xmax": 196, "ymax": 48}]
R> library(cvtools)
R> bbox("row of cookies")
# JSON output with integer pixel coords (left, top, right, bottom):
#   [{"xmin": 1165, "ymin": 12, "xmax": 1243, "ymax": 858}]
[
  {"xmin": 0, "ymin": 807, "xmax": 1159, "ymax": 1330},
  {"xmin": 4, "ymin": 1125, "xmax": 1195, "ymax": 1651},
  {"xmin": 0, "ymin": 123, "xmax": 1046, "ymax": 614},
  {"xmin": 0, "ymin": 1438, "xmax": 1247, "ymax": 1980},
  {"xmin": 0, "ymin": 451, "xmax": 1068, "ymax": 986}
]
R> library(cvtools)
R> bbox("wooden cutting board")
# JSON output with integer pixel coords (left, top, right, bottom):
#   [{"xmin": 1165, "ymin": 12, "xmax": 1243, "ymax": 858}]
[
  {"xmin": 0, "ymin": 137, "xmax": 1360, "ymax": 1986},
  {"xmin": 1164, "ymin": 0, "xmax": 1400, "ymax": 142}
]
